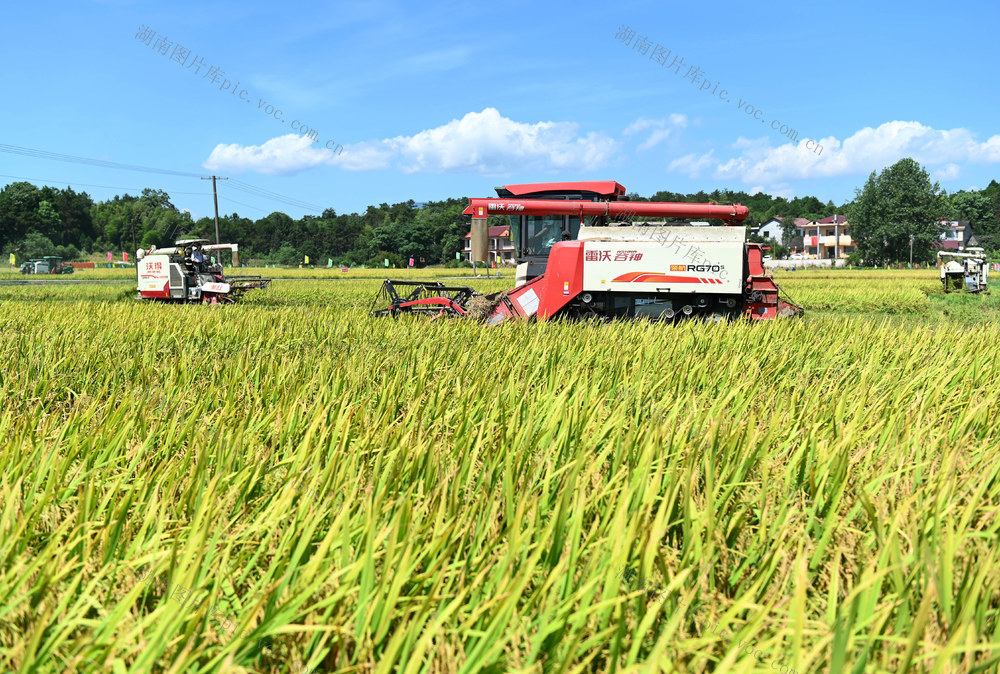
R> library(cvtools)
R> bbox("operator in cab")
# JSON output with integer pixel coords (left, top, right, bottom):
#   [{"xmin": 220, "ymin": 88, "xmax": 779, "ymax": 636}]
[
  {"xmin": 191, "ymin": 245, "xmax": 206, "ymax": 273},
  {"xmin": 528, "ymin": 220, "xmax": 562, "ymax": 256}
]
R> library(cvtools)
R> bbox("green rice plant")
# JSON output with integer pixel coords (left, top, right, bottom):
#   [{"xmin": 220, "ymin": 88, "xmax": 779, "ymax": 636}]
[{"xmin": 1, "ymin": 271, "xmax": 999, "ymax": 672}]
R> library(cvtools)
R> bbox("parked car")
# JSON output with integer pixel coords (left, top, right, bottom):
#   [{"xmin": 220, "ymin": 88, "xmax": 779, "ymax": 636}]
[{"xmin": 790, "ymin": 253, "xmax": 806, "ymax": 260}]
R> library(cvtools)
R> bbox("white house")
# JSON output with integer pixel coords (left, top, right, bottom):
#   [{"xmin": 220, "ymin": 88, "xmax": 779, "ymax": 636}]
[
  {"xmin": 755, "ymin": 217, "xmax": 785, "ymax": 241},
  {"xmin": 755, "ymin": 217, "xmax": 810, "ymax": 242}
]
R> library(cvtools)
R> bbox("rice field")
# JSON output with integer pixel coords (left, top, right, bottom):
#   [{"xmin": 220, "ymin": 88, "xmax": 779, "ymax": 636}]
[
  {"xmin": 0, "ymin": 265, "xmax": 495, "ymax": 282},
  {"xmin": 2, "ymin": 269, "xmax": 1000, "ymax": 673}
]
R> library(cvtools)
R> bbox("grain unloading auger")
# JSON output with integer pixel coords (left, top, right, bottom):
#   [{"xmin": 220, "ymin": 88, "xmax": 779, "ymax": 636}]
[{"xmin": 371, "ymin": 181, "xmax": 801, "ymax": 324}]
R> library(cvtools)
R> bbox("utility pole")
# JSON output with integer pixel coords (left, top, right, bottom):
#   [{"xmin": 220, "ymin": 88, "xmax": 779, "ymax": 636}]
[
  {"xmin": 129, "ymin": 211, "xmax": 139, "ymax": 284},
  {"xmin": 201, "ymin": 176, "xmax": 229, "ymax": 244}
]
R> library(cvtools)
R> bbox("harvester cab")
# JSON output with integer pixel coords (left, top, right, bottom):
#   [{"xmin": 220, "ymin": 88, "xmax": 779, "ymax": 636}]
[
  {"xmin": 372, "ymin": 181, "xmax": 801, "ymax": 324},
  {"xmin": 136, "ymin": 239, "xmax": 271, "ymax": 303},
  {"xmin": 938, "ymin": 248, "xmax": 989, "ymax": 293}
]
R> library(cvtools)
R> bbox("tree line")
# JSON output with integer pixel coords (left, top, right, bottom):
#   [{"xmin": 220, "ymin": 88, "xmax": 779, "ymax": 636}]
[
  {"xmin": 848, "ymin": 159, "xmax": 1000, "ymax": 264},
  {"xmin": 1, "ymin": 160, "xmax": 998, "ymax": 266}
]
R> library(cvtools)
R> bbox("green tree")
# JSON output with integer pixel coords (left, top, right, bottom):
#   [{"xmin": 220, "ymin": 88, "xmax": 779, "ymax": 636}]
[
  {"xmin": 951, "ymin": 190, "xmax": 1000, "ymax": 248},
  {"xmin": 951, "ymin": 191, "xmax": 992, "ymax": 226},
  {"xmin": 848, "ymin": 158, "xmax": 948, "ymax": 264},
  {"xmin": 765, "ymin": 237, "xmax": 788, "ymax": 258},
  {"xmin": 0, "ymin": 182, "xmax": 42, "ymax": 250},
  {"xmin": 17, "ymin": 231, "xmax": 58, "ymax": 258},
  {"xmin": 36, "ymin": 201, "xmax": 62, "ymax": 235},
  {"xmin": 780, "ymin": 216, "xmax": 799, "ymax": 246}
]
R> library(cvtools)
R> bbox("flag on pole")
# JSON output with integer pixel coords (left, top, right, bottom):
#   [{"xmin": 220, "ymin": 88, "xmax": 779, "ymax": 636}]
[
  {"xmin": 304, "ymin": 255, "xmax": 310, "ymax": 265},
  {"xmin": 384, "ymin": 258, "xmax": 389, "ymax": 267},
  {"xmin": 327, "ymin": 258, "xmax": 333, "ymax": 268},
  {"xmin": 107, "ymin": 252, "xmax": 112, "ymax": 262},
  {"xmin": 9, "ymin": 253, "xmax": 14, "ymax": 266},
  {"xmin": 124, "ymin": 252, "xmax": 129, "ymax": 263},
  {"xmin": 456, "ymin": 251, "xmax": 461, "ymax": 260},
  {"xmin": 409, "ymin": 257, "xmax": 414, "ymax": 267}
]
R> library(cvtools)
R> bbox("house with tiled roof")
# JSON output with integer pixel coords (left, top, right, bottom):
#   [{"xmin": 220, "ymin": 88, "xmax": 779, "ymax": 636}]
[
  {"xmin": 462, "ymin": 225, "xmax": 516, "ymax": 264},
  {"xmin": 795, "ymin": 215, "xmax": 853, "ymax": 259},
  {"xmin": 937, "ymin": 220, "xmax": 973, "ymax": 250}
]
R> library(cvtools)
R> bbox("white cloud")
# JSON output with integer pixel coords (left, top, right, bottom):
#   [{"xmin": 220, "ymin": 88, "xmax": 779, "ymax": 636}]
[
  {"xmin": 215, "ymin": 108, "xmax": 616, "ymax": 175},
  {"xmin": 624, "ymin": 114, "xmax": 688, "ymax": 151},
  {"xmin": 203, "ymin": 134, "xmax": 340, "ymax": 175},
  {"xmin": 366, "ymin": 108, "xmax": 616, "ymax": 175},
  {"xmin": 767, "ymin": 184, "xmax": 797, "ymax": 200},
  {"xmin": 705, "ymin": 121, "xmax": 1000, "ymax": 185},
  {"xmin": 637, "ymin": 129, "xmax": 673, "ymax": 151},
  {"xmin": 933, "ymin": 163, "xmax": 961, "ymax": 181},
  {"xmin": 623, "ymin": 118, "xmax": 658, "ymax": 135},
  {"xmin": 668, "ymin": 151, "xmax": 715, "ymax": 178},
  {"xmin": 335, "ymin": 144, "xmax": 395, "ymax": 172}
]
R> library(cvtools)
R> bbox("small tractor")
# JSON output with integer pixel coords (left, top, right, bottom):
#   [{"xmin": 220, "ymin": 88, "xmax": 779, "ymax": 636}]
[
  {"xmin": 372, "ymin": 181, "xmax": 800, "ymax": 324},
  {"xmin": 938, "ymin": 248, "xmax": 989, "ymax": 293},
  {"xmin": 20, "ymin": 256, "xmax": 74, "ymax": 275},
  {"xmin": 136, "ymin": 239, "xmax": 270, "ymax": 303}
]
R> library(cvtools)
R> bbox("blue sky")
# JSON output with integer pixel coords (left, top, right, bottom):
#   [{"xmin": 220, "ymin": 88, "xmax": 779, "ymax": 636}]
[{"xmin": 1, "ymin": 0, "xmax": 998, "ymax": 219}]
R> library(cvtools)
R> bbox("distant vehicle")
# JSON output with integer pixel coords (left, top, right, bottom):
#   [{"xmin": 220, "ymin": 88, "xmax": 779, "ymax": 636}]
[
  {"xmin": 938, "ymin": 247, "xmax": 989, "ymax": 293},
  {"xmin": 790, "ymin": 253, "xmax": 806, "ymax": 260},
  {"xmin": 20, "ymin": 256, "xmax": 74, "ymax": 274},
  {"xmin": 763, "ymin": 255, "xmax": 773, "ymax": 262}
]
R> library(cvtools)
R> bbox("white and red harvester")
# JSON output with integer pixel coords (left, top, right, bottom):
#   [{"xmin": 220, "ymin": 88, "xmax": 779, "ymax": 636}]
[
  {"xmin": 136, "ymin": 239, "xmax": 270, "ymax": 304},
  {"xmin": 372, "ymin": 181, "xmax": 800, "ymax": 324}
]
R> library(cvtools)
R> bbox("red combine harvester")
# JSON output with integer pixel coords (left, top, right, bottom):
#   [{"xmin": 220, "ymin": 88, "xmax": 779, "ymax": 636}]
[{"xmin": 371, "ymin": 181, "xmax": 800, "ymax": 324}]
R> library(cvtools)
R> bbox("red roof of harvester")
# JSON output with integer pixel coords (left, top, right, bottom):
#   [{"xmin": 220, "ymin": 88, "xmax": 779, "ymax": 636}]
[{"xmin": 501, "ymin": 181, "xmax": 626, "ymax": 197}]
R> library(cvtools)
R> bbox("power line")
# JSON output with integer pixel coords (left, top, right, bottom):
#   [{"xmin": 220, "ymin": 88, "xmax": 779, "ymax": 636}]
[
  {"xmin": 0, "ymin": 143, "xmax": 328, "ymax": 214},
  {"xmin": 0, "ymin": 172, "xmax": 205, "ymax": 195},
  {"xmin": 216, "ymin": 195, "xmax": 271, "ymax": 214},
  {"xmin": 0, "ymin": 143, "xmax": 203, "ymax": 178},
  {"xmin": 228, "ymin": 179, "xmax": 324, "ymax": 212},
  {"xmin": 226, "ymin": 183, "xmax": 322, "ymax": 212}
]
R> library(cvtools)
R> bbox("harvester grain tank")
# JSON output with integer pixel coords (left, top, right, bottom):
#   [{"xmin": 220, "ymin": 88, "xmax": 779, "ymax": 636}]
[{"xmin": 372, "ymin": 181, "xmax": 801, "ymax": 323}]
